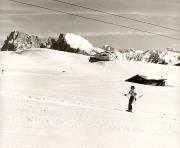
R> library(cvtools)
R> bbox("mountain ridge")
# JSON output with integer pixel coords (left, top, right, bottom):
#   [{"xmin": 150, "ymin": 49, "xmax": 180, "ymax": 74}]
[{"xmin": 1, "ymin": 30, "xmax": 180, "ymax": 65}]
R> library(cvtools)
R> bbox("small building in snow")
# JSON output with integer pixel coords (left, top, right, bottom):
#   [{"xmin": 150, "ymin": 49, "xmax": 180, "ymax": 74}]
[
  {"xmin": 125, "ymin": 75, "xmax": 166, "ymax": 86},
  {"xmin": 89, "ymin": 51, "xmax": 117, "ymax": 62},
  {"xmin": 175, "ymin": 63, "xmax": 180, "ymax": 66}
]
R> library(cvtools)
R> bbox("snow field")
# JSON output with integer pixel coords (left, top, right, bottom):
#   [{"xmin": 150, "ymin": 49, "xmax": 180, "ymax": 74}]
[{"xmin": 0, "ymin": 48, "xmax": 180, "ymax": 148}]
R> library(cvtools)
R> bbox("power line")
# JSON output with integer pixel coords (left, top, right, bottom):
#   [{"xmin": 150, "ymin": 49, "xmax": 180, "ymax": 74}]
[
  {"xmin": 54, "ymin": 0, "xmax": 180, "ymax": 33},
  {"xmin": 9, "ymin": 0, "xmax": 180, "ymax": 41}
]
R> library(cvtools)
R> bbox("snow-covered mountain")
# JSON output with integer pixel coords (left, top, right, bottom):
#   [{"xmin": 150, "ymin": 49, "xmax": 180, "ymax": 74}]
[
  {"xmin": 65, "ymin": 33, "xmax": 94, "ymax": 54},
  {"xmin": 1, "ymin": 31, "xmax": 180, "ymax": 65},
  {"xmin": 43, "ymin": 33, "xmax": 94, "ymax": 55},
  {"xmin": 92, "ymin": 45, "xmax": 180, "ymax": 65},
  {"xmin": 1, "ymin": 31, "xmax": 94, "ymax": 55},
  {"xmin": 1, "ymin": 31, "xmax": 42, "ymax": 51},
  {"xmin": 116, "ymin": 48, "xmax": 180, "ymax": 65}
]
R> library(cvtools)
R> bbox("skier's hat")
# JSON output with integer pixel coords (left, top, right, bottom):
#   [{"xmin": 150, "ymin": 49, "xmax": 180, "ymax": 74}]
[{"xmin": 131, "ymin": 86, "xmax": 135, "ymax": 89}]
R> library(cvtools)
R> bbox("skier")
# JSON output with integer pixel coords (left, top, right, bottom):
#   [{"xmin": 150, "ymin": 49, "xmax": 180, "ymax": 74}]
[{"xmin": 124, "ymin": 86, "xmax": 137, "ymax": 112}]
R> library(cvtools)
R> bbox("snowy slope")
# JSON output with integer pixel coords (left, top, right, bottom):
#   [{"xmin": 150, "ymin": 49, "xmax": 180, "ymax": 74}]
[
  {"xmin": 1, "ymin": 48, "xmax": 179, "ymax": 85},
  {"xmin": 0, "ymin": 48, "xmax": 180, "ymax": 148}
]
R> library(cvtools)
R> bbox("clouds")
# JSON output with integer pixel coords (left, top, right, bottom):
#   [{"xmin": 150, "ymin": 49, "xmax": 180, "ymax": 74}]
[
  {"xmin": 77, "ymin": 31, "xmax": 173, "ymax": 37},
  {"xmin": 0, "ymin": 0, "xmax": 180, "ymax": 49},
  {"xmin": 0, "ymin": 19, "xmax": 15, "ymax": 24},
  {"xmin": 1, "ymin": 9, "xmax": 180, "ymax": 18}
]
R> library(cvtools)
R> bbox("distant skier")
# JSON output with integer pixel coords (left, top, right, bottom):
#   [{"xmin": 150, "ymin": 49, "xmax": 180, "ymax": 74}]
[
  {"xmin": 1, "ymin": 69, "xmax": 4, "ymax": 73},
  {"xmin": 124, "ymin": 86, "xmax": 137, "ymax": 112}
]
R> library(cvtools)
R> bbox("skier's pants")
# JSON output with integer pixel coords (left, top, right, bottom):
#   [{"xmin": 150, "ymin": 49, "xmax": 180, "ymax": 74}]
[{"xmin": 128, "ymin": 96, "xmax": 135, "ymax": 111}]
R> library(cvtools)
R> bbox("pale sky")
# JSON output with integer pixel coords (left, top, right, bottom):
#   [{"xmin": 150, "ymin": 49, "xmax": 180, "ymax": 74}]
[{"xmin": 0, "ymin": 0, "xmax": 180, "ymax": 50}]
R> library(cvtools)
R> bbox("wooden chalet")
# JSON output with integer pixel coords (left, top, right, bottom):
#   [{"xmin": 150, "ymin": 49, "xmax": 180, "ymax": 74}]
[{"xmin": 125, "ymin": 75, "xmax": 166, "ymax": 86}]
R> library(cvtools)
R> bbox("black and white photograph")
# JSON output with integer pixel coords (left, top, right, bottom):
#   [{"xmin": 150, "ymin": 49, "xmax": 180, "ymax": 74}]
[{"xmin": 0, "ymin": 0, "xmax": 180, "ymax": 148}]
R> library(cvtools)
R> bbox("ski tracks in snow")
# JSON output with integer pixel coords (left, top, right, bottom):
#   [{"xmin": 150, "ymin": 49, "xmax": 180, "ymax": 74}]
[{"xmin": 0, "ymin": 90, "xmax": 179, "ymax": 122}]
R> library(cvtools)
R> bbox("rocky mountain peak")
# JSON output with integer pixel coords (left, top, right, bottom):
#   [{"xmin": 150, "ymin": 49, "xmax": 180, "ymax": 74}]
[{"xmin": 1, "ymin": 30, "xmax": 42, "ymax": 51}]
